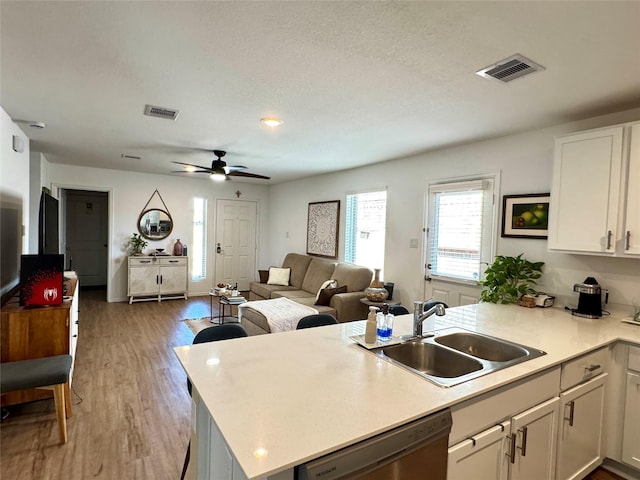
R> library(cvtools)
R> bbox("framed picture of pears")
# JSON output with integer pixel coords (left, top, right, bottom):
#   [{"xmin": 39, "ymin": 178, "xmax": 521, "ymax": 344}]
[{"xmin": 501, "ymin": 193, "xmax": 550, "ymax": 239}]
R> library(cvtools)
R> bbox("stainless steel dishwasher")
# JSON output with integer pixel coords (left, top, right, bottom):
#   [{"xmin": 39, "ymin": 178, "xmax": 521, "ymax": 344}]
[{"xmin": 296, "ymin": 408, "xmax": 452, "ymax": 480}]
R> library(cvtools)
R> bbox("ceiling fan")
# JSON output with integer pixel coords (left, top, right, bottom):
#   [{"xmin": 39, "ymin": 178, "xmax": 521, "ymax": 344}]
[{"xmin": 171, "ymin": 150, "xmax": 270, "ymax": 181}]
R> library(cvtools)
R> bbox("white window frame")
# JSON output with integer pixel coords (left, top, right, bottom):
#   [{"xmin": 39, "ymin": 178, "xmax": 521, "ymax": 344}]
[
  {"xmin": 424, "ymin": 174, "xmax": 499, "ymax": 285},
  {"xmin": 191, "ymin": 196, "xmax": 207, "ymax": 282},
  {"xmin": 344, "ymin": 188, "xmax": 387, "ymax": 274}
]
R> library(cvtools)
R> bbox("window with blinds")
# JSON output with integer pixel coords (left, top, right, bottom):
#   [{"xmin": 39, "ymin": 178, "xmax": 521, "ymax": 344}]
[
  {"xmin": 345, "ymin": 190, "xmax": 387, "ymax": 273},
  {"xmin": 426, "ymin": 179, "xmax": 495, "ymax": 282},
  {"xmin": 192, "ymin": 196, "xmax": 207, "ymax": 281}
]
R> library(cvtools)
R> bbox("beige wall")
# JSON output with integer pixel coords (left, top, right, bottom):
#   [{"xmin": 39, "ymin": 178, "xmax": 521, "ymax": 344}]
[{"xmin": 268, "ymin": 107, "xmax": 640, "ymax": 309}]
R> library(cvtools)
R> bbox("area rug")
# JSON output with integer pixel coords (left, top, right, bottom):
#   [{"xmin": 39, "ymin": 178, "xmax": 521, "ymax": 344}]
[{"xmin": 181, "ymin": 317, "xmax": 215, "ymax": 335}]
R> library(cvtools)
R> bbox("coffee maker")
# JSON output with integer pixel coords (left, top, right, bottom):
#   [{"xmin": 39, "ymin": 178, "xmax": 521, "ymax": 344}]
[{"xmin": 571, "ymin": 277, "xmax": 605, "ymax": 318}]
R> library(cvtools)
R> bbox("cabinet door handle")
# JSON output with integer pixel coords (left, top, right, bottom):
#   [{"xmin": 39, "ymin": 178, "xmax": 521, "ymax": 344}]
[
  {"xmin": 507, "ymin": 434, "xmax": 517, "ymax": 464},
  {"xmin": 160, "ymin": 275, "xmax": 163, "ymax": 285},
  {"xmin": 584, "ymin": 364, "xmax": 601, "ymax": 377},
  {"xmin": 566, "ymin": 400, "xmax": 575, "ymax": 427},
  {"xmin": 606, "ymin": 230, "xmax": 612, "ymax": 250},
  {"xmin": 517, "ymin": 426, "xmax": 528, "ymax": 457},
  {"xmin": 156, "ymin": 275, "xmax": 159, "ymax": 285},
  {"xmin": 626, "ymin": 230, "xmax": 631, "ymax": 250}
]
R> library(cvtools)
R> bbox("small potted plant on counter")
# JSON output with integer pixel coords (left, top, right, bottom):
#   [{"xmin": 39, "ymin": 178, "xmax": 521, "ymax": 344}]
[
  {"xmin": 479, "ymin": 253, "xmax": 544, "ymax": 305},
  {"xmin": 128, "ymin": 233, "xmax": 148, "ymax": 256}
]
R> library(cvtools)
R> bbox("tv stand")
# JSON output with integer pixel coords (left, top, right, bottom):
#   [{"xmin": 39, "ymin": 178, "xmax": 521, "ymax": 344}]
[{"xmin": 0, "ymin": 277, "xmax": 79, "ymax": 406}]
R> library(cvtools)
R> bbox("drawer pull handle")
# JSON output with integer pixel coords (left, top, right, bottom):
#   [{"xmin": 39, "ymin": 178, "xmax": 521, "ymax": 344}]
[
  {"xmin": 169, "ymin": 260, "xmax": 179, "ymax": 263},
  {"xmin": 517, "ymin": 426, "xmax": 528, "ymax": 457},
  {"xmin": 140, "ymin": 260, "xmax": 151, "ymax": 263},
  {"xmin": 566, "ymin": 400, "xmax": 575, "ymax": 427},
  {"xmin": 584, "ymin": 364, "xmax": 601, "ymax": 375},
  {"xmin": 466, "ymin": 436, "xmax": 477, "ymax": 447}
]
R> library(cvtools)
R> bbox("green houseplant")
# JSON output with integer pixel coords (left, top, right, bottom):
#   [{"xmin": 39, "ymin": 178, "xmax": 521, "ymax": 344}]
[
  {"xmin": 479, "ymin": 254, "xmax": 544, "ymax": 304},
  {"xmin": 128, "ymin": 233, "xmax": 148, "ymax": 256}
]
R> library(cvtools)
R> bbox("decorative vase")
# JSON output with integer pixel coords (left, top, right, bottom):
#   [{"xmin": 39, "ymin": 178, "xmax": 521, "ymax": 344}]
[
  {"xmin": 365, "ymin": 268, "xmax": 388, "ymax": 302},
  {"xmin": 173, "ymin": 239, "xmax": 183, "ymax": 256}
]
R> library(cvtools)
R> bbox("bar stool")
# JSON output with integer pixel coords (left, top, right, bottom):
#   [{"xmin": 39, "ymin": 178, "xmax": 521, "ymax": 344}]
[{"xmin": 0, "ymin": 355, "xmax": 73, "ymax": 444}]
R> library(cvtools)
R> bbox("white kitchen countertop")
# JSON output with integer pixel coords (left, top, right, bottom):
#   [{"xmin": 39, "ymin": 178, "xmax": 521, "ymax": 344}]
[{"xmin": 174, "ymin": 303, "xmax": 640, "ymax": 479}]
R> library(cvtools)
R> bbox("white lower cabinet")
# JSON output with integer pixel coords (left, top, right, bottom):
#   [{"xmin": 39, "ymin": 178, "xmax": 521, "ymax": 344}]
[
  {"xmin": 510, "ymin": 397, "xmax": 560, "ymax": 480},
  {"xmin": 448, "ymin": 397, "xmax": 560, "ymax": 480},
  {"xmin": 556, "ymin": 374, "xmax": 607, "ymax": 480},
  {"xmin": 448, "ymin": 421, "xmax": 510, "ymax": 480},
  {"xmin": 622, "ymin": 346, "xmax": 640, "ymax": 469}
]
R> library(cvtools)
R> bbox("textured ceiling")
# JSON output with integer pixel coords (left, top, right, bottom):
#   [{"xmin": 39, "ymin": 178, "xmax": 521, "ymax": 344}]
[{"xmin": 2, "ymin": 1, "xmax": 640, "ymax": 184}]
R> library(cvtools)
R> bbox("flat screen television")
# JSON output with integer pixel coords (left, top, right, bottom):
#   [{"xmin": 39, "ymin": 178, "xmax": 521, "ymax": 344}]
[
  {"xmin": 39, "ymin": 191, "xmax": 59, "ymax": 255},
  {"xmin": 0, "ymin": 191, "xmax": 23, "ymax": 306}
]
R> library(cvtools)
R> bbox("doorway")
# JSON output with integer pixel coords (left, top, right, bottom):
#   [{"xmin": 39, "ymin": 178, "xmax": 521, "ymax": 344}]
[
  {"xmin": 62, "ymin": 189, "xmax": 109, "ymax": 291},
  {"xmin": 214, "ymin": 199, "xmax": 257, "ymax": 291}
]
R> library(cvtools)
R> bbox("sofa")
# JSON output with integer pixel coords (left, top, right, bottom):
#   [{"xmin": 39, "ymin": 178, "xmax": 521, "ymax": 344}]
[{"xmin": 243, "ymin": 253, "xmax": 373, "ymax": 335}]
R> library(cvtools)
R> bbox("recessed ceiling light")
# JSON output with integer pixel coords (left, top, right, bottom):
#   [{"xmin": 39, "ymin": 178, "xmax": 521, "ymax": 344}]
[{"xmin": 260, "ymin": 117, "xmax": 283, "ymax": 127}]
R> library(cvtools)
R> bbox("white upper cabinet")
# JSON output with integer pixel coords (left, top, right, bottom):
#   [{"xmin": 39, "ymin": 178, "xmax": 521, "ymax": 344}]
[
  {"xmin": 549, "ymin": 121, "xmax": 640, "ymax": 257},
  {"xmin": 624, "ymin": 123, "xmax": 640, "ymax": 256}
]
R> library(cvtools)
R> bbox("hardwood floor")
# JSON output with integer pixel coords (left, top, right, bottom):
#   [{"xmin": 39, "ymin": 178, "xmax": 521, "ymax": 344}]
[{"xmin": 1, "ymin": 288, "xmax": 211, "ymax": 480}]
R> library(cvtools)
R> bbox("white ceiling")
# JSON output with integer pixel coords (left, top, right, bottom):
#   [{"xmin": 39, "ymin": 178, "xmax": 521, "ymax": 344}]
[{"xmin": 2, "ymin": 1, "xmax": 640, "ymax": 185}]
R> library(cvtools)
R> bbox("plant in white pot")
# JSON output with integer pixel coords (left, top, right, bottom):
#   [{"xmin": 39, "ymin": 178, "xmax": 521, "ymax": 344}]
[{"xmin": 479, "ymin": 254, "xmax": 544, "ymax": 304}]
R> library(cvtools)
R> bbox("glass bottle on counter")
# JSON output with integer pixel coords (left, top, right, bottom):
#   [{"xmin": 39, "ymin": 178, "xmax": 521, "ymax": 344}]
[{"xmin": 376, "ymin": 303, "xmax": 394, "ymax": 342}]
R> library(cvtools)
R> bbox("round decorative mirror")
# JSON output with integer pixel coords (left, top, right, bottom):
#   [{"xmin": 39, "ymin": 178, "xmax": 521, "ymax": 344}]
[{"xmin": 137, "ymin": 208, "xmax": 173, "ymax": 240}]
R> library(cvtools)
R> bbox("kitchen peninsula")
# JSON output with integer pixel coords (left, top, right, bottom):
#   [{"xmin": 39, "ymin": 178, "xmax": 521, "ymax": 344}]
[{"xmin": 174, "ymin": 304, "xmax": 640, "ymax": 480}]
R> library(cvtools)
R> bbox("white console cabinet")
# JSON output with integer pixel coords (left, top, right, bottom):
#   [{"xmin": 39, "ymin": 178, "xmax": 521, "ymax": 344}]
[
  {"xmin": 549, "ymin": 121, "xmax": 640, "ymax": 257},
  {"xmin": 128, "ymin": 256, "xmax": 188, "ymax": 303}
]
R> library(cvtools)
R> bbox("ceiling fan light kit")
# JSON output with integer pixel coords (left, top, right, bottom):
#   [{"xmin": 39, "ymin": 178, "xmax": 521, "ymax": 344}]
[
  {"xmin": 171, "ymin": 149, "xmax": 270, "ymax": 181},
  {"xmin": 260, "ymin": 117, "xmax": 283, "ymax": 127}
]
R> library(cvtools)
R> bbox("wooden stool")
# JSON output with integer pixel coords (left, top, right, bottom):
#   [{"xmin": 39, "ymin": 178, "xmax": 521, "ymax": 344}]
[{"xmin": 0, "ymin": 355, "xmax": 73, "ymax": 444}]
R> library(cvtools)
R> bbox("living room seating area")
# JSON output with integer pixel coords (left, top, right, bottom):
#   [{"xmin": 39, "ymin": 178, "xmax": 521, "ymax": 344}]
[{"xmin": 242, "ymin": 253, "xmax": 373, "ymax": 335}]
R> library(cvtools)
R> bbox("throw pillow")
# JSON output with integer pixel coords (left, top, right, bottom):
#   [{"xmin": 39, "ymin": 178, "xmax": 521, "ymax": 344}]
[
  {"xmin": 258, "ymin": 269, "xmax": 269, "ymax": 283},
  {"xmin": 267, "ymin": 267, "xmax": 291, "ymax": 286},
  {"xmin": 315, "ymin": 285, "xmax": 347, "ymax": 306},
  {"xmin": 315, "ymin": 279, "xmax": 338, "ymax": 302}
]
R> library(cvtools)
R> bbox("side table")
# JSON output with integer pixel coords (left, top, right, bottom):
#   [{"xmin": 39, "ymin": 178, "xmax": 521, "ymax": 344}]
[{"xmin": 209, "ymin": 291, "xmax": 247, "ymax": 324}]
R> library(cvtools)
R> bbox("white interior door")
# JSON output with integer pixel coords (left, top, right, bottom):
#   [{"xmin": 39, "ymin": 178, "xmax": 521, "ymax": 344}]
[
  {"xmin": 214, "ymin": 199, "xmax": 257, "ymax": 291},
  {"xmin": 65, "ymin": 190, "xmax": 108, "ymax": 286}
]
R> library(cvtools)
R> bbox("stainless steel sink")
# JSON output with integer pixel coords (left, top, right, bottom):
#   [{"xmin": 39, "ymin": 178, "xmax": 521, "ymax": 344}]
[
  {"xmin": 434, "ymin": 331, "xmax": 528, "ymax": 362},
  {"xmin": 382, "ymin": 341, "xmax": 483, "ymax": 378},
  {"xmin": 371, "ymin": 327, "xmax": 546, "ymax": 387}
]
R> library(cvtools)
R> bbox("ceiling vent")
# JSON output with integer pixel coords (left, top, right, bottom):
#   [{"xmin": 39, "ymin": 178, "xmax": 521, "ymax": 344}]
[
  {"xmin": 144, "ymin": 104, "xmax": 180, "ymax": 120},
  {"xmin": 476, "ymin": 54, "xmax": 545, "ymax": 83}
]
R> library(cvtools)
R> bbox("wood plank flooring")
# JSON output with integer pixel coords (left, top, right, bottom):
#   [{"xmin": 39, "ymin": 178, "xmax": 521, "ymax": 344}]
[
  {"xmin": 1, "ymin": 288, "xmax": 209, "ymax": 480},
  {"xmin": 0, "ymin": 289, "xmax": 630, "ymax": 480}
]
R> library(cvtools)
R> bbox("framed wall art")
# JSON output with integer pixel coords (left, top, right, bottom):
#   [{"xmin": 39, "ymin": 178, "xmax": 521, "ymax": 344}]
[
  {"xmin": 307, "ymin": 200, "xmax": 340, "ymax": 258},
  {"xmin": 501, "ymin": 193, "xmax": 550, "ymax": 239}
]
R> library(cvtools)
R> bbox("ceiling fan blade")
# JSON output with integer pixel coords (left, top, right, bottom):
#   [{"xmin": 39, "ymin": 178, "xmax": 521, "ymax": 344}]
[
  {"xmin": 225, "ymin": 165, "xmax": 248, "ymax": 173},
  {"xmin": 228, "ymin": 171, "xmax": 271, "ymax": 180},
  {"xmin": 171, "ymin": 170, "xmax": 213, "ymax": 174},
  {"xmin": 172, "ymin": 160, "xmax": 210, "ymax": 169}
]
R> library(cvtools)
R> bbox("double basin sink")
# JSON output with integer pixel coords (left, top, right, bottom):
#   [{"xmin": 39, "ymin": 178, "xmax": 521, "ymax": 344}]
[{"xmin": 371, "ymin": 327, "xmax": 546, "ymax": 387}]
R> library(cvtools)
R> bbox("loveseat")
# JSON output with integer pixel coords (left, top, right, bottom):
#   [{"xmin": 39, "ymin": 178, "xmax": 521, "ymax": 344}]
[{"xmin": 243, "ymin": 253, "xmax": 373, "ymax": 335}]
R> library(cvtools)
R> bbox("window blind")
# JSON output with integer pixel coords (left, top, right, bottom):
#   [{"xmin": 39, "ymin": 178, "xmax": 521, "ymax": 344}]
[{"xmin": 427, "ymin": 179, "xmax": 494, "ymax": 282}]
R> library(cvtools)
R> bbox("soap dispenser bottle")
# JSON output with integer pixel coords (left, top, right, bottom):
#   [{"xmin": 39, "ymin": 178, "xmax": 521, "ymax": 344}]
[{"xmin": 365, "ymin": 306, "xmax": 378, "ymax": 343}]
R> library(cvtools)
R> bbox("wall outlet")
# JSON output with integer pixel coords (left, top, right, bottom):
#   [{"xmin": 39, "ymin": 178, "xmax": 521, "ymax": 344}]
[{"xmin": 409, "ymin": 238, "xmax": 418, "ymax": 248}]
